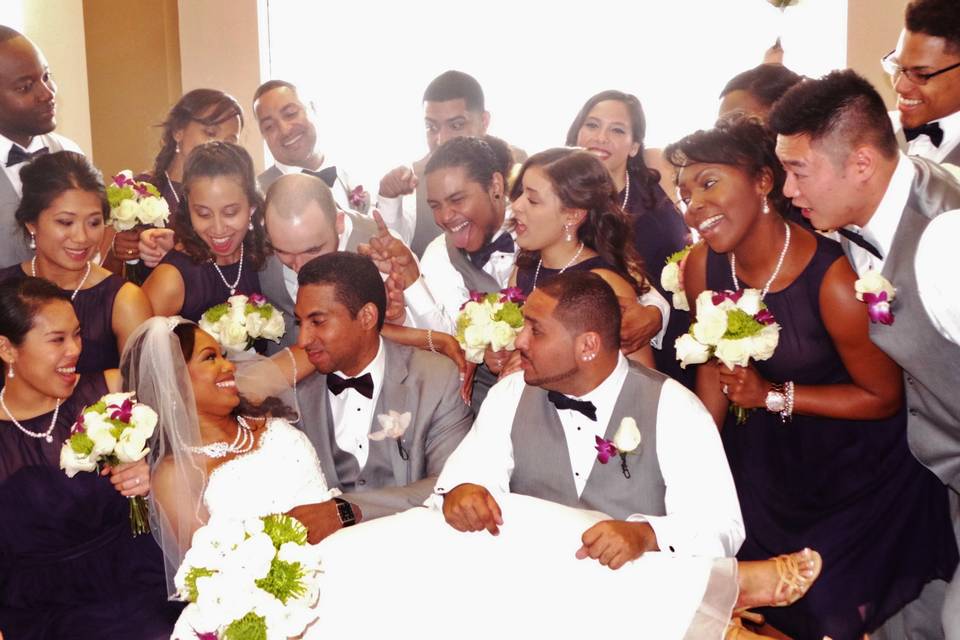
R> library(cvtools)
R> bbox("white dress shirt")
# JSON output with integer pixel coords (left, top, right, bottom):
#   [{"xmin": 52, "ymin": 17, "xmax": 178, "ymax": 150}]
[
  {"xmin": 376, "ymin": 192, "xmax": 415, "ymax": 246},
  {"xmin": 846, "ymin": 153, "xmax": 960, "ymax": 344},
  {"xmin": 328, "ymin": 338, "xmax": 386, "ymax": 469},
  {"xmin": 434, "ymin": 355, "xmax": 745, "ymax": 558},
  {"xmin": 0, "ymin": 132, "xmax": 83, "ymax": 196},
  {"xmin": 904, "ymin": 109, "xmax": 960, "ymax": 164}
]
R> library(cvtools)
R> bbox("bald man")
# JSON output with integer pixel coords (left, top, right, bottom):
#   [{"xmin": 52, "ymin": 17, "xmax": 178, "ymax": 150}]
[{"xmin": 259, "ymin": 173, "xmax": 379, "ymax": 353}]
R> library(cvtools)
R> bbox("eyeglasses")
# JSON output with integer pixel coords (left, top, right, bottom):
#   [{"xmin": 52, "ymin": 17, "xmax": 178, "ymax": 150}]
[{"xmin": 881, "ymin": 50, "xmax": 960, "ymax": 85}]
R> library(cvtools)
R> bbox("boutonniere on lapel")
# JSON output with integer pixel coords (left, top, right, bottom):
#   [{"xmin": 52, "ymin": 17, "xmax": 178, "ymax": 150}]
[
  {"xmin": 594, "ymin": 417, "xmax": 642, "ymax": 479},
  {"xmin": 854, "ymin": 270, "xmax": 896, "ymax": 325},
  {"xmin": 370, "ymin": 410, "xmax": 411, "ymax": 460},
  {"xmin": 349, "ymin": 185, "xmax": 371, "ymax": 213}
]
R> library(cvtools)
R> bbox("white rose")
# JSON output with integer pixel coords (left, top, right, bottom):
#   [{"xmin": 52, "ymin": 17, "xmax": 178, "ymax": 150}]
[
  {"xmin": 714, "ymin": 338, "xmax": 752, "ymax": 369},
  {"xmin": 198, "ymin": 314, "xmax": 217, "ymax": 337},
  {"xmin": 488, "ymin": 320, "xmax": 517, "ymax": 352},
  {"xmin": 84, "ymin": 413, "xmax": 117, "ymax": 457},
  {"xmin": 223, "ymin": 532, "xmax": 275, "ymax": 580},
  {"xmin": 671, "ymin": 291, "xmax": 690, "ymax": 312},
  {"xmin": 138, "ymin": 195, "xmax": 170, "ymax": 226},
  {"xmin": 692, "ymin": 307, "xmax": 728, "ymax": 345},
  {"xmin": 227, "ymin": 296, "xmax": 249, "ymax": 323},
  {"xmin": 736, "ymin": 289, "xmax": 762, "ymax": 316},
  {"xmin": 129, "ymin": 404, "xmax": 158, "ymax": 439},
  {"xmin": 260, "ymin": 309, "xmax": 285, "ymax": 341},
  {"xmin": 612, "ymin": 417, "xmax": 642, "ymax": 453},
  {"xmin": 243, "ymin": 516, "xmax": 265, "ymax": 537},
  {"xmin": 59, "ymin": 442, "xmax": 97, "ymax": 477},
  {"xmin": 854, "ymin": 269, "xmax": 895, "ymax": 301},
  {"xmin": 219, "ymin": 320, "xmax": 250, "ymax": 350},
  {"xmin": 110, "ymin": 198, "xmax": 140, "ymax": 231},
  {"xmin": 749, "ymin": 324, "xmax": 780, "ymax": 362},
  {"xmin": 114, "ymin": 427, "xmax": 150, "ymax": 463},
  {"xmin": 660, "ymin": 262, "xmax": 680, "ymax": 293},
  {"xmin": 245, "ymin": 311, "xmax": 267, "ymax": 339},
  {"xmin": 463, "ymin": 323, "xmax": 489, "ymax": 350},
  {"xmin": 101, "ymin": 391, "xmax": 135, "ymax": 408},
  {"xmin": 465, "ymin": 301, "xmax": 493, "ymax": 327},
  {"xmin": 675, "ymin": 333, "xmax": 712, "ymax": 369},
  {"xmin": 194, "ymin": 572, "xmax": 257, "ymax": 628},
  {"xmin": 464, "ymin": 346, "xmax": 485, "ymax": 364}
]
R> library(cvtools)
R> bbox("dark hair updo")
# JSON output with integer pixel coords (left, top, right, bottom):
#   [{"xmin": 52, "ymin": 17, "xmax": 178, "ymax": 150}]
[
  {"xmin": 0, "ymin": 277, "xmax": 71, "ymax": 350},
  {"xmin": 153, "ymin": 89, "xmax": 244, "ymax": 181}
]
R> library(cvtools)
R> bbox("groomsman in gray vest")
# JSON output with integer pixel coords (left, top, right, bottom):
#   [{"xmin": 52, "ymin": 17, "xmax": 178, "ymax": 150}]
[
  {"xmin": 0, "ymin": 26, "xmax": 83, "ymax": 268},
  {"xmin": 436, "ymin": 272, "xmax": 743, "ymax": 567},
  {"xmin": 883, "ymin": 0, "xmax": 960, "ymax": 166},
  {"xmin": 770, "ymin": 69, "xmax": 960, "ymax": 638},
  {"xmin": 293, "ymin": 252, "xmax": 472, "ymax": 526},
  {"xmin": 376, "ymin": 70, "xmax": 526, "ymax": 256},
  {"xmin": 259, "ymin": 173, "xmax": 378, "ymax": 353}
]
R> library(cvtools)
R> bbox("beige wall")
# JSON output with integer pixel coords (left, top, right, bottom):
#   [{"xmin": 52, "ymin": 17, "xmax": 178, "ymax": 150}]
[
  {"xmin": 847, "ymin": 0, "xmax": 909, "ymax": 109},
  {"xmin": 83, "ymin": 0, "xmax": 182, "ymax": 177},
  {"xmin": 177, "ymin": 0, "xmax": 266, "ymax": 172},
  {"xmin": 9, "ymin": 0, "xmax": 94, "ymax": 154}
]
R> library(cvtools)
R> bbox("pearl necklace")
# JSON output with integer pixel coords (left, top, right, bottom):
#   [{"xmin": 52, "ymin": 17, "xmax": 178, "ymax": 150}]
[
  {"xmin": 533, "ymin": 242, "xmax": 585, "ymax": 290},
  {"xmin": 188, "ymin": 416, "xmax": 254, "ymax": 459},
  {"xmin": 620, "ymin": 173, "xmax": 630, "ymax": 211},
  {"xmin": 31, "ymin": 256, "xmax": 91, "ymax": 301},
  {"xmin": 729, "ymin": 222, "xmax": 791, "ymax": 299},
  {"xmin": 212, "ymin": 243, "xmax": 244, "ymax": 295},
  {"xmin": 164, "ymin": 171, "xmax": 181, "ymax": 205},
  {"xmin": 0, "ymin": 385, "xmax": 62, "ymax": 443}
]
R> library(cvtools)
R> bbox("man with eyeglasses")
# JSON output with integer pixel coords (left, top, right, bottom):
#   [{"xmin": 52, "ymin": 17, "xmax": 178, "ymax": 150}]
[{"xmin": 882, "ymin": 0, "xmax": 960, "ymax": 165}]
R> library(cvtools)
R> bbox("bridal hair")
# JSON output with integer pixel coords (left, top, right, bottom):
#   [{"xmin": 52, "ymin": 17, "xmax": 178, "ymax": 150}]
[
  {"xmin": 0, "ymin": 278, "xmax": 70, "ymax": 349},
  {"xmin": 906, "ymin": 0, "xmax": 960, "ymax": 51},
  {"xmin": 152, "ymin": 88, "xmax": 244, "ymax": 184},
  {"xmin": 664, "ymin": 114, "xmax": 793, "ymax": 219},
  {"xmin": 565, "ymin": 90, "xmax": 662, "ymax": 210},
  {"xmin": 424, "ymin": 135, "xmax": 511, "ymax": 190},
  {"xmin": 298, "ymin": 252, "xmax": 387, "ymax": 332},
  {"xmin": 538, "ymin": 271, "xmax": 622, "ymax": 351},
  {"xmin": 719, "ymin": 64, "xmax": 803, "ymax": 110},
  {"xmin": 767, "ymin": 70, "xmax": 899, "ymax": 162},
  {"xmin": 512, "ymin": 148, "xmax": 650, "ymax": 296},
  {"xmin": 423, "ymin": 70, "xmax": 485, "ymax": 112},
  {"xmin": 172, "ymin": 141, "xmax": 268, "ymax": 269},
  {"xmin": 15, "ymin": 151, "xmax": 109, "ymax": 241}
]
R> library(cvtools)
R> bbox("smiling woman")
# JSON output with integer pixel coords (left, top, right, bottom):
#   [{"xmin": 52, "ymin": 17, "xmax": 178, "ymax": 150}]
[{"xmin": 0, "ymin": 151, "xmax": 153, "ymax": 374}]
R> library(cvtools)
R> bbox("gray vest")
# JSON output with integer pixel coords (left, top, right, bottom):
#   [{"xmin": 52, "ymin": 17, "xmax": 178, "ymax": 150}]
[
  {"xmin": 325, "ymin": 399, "xmax": 407, "ymax": 492},
  {"xmin": 0, "ymin": 136, "xmax": 68, "ymax": 268},
  {"xmin": 259, "ymin": 210, "xmax": 379, "ymax": 354},
  {"xmin": 509, "ymin": 363, "xmax": 667, "ymax": 520},
  {"xmin": 858, "ymin": 157, "xmax": 960, "ymax": 491}
]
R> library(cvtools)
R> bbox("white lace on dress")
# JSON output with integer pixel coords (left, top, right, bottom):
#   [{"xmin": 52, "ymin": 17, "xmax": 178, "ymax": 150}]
[{"xmin": 202, "ymin": 418, "xmax": 339, "ymax": 519}]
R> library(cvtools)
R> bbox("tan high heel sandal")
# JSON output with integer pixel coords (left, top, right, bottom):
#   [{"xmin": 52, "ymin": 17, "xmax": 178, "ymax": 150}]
[{"xmin": 771, "ymin": 548, "xmax": 822, "ymax": 607}]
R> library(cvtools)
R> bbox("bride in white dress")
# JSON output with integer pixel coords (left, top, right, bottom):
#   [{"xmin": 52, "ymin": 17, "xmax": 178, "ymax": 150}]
[{"xmin": 122, "ymin": 318, "xmax": 818, "ymax": 640}]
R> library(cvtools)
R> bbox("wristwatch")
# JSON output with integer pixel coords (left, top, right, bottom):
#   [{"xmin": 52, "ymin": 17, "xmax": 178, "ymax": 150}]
[
  {"xmin": 333, "ymin": 497, "xmax": 357, "ymax": 527},
  {"xmin": 765, "ymin": 383, "xmax": 787, "ymax": 413}
]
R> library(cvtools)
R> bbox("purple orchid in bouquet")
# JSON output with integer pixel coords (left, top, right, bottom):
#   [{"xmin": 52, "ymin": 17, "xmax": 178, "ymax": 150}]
[{"xmin": 455, "ymin": 288, "xmax": 526, "ymax": 364}]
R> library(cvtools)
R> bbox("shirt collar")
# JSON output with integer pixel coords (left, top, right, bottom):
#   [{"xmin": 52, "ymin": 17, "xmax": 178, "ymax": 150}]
[
  {"xmin": 573, "ymin": 353, "xmax": 629, "ymax": 406},
  {"xmin": 274, "ymin": 156, "xmax": 332, "ymax": 176},
  {"xmin": 337, "ymin": 213, "xmax": 352, "ymax": 250},
  {"xmin": 334, "ymin": 337, "xmax": 386, "ymax": 391},
  {"xmin": 854, "ymin": 153, "xmax": 914, "ymax": 259}
]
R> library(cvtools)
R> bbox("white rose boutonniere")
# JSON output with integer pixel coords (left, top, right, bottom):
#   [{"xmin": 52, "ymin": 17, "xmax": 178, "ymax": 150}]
[
  {"xmin": 596, "ymin": 417, "xmax": 642, "ymax": 479},
  {"xmin": 370, "ymin": 410, "xmax": 413, "ymax": 460}
]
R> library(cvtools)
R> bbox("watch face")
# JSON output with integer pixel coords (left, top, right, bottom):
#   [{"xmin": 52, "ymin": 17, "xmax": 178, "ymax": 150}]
[
  {"xmin": 335, "ymin": 500, "xmax": 355, "ymax": 525},
  {"xmin": 766, "ymin": 392, "xmax": 786, "ymax": 412}
]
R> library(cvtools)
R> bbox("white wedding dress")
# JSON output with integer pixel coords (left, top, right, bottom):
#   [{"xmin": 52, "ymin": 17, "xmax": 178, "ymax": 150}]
[{"xmin": 177, "ymin": 419, "xmax": 739, "ymax": 640}]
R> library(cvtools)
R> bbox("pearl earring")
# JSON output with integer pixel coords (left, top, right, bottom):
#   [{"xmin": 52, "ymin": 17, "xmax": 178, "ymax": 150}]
[
  {"xmin": 564, "ymin": 224, "xmax": 574, "ymax": 242},
  {"xmin": 28, "ymin": 233, "xmax": 35, "ymax": 250},
  {"xmin": 175, "ymin": 142, "xmax": 181, "ymax": 155},
  {"xmin": 7, "ymin": 365, "xmax": 13, "ymax": 379},
  {"xmin": 761, "ymin": 195, "xmax": 770, "ymax": 215},
  {"xmin": 248, "ymin": 220, "xmax": 254, "ymax": 231}
]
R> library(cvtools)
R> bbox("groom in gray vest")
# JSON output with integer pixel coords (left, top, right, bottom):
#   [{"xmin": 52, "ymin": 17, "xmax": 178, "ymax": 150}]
[
  {"xmin": 293, "ymin": 252, "xmax": 472, "ymax": 528},
  {"xmin": 0, "ymin": 27, "xmax": 83, "ymax": 268},
  {"xmin": 259, "ymin": 173, "xmax": 379, "ymax": 353},
  {"xmin": 770, "ymin": 69, "xmax": 960, "ymax": 638},
  {"xmin": 436, "ymin": 272, "xmax": 743, "ymax": 568}
]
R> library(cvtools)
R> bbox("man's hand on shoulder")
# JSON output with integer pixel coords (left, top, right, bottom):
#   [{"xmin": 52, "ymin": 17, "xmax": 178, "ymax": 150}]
[
  {"xmin": 576, "ymin": 520, "xmax": 658, "ymax": 570},
  {"xmin": 441, "ymin": 483, "xmax": 503, "ymax": 535},
  {"xmin": 287, "ymin": 500, "xmax": 363, "ymax": 544}
]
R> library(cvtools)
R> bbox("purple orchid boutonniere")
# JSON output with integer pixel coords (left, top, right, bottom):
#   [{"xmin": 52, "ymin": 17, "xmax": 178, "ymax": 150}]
[
  {"xmin": 595, "ymin": 418, "xmax": 642, "ymax": 479},
  {"xmin": 349, "ymin": 185, "xmax": 370, "ymax": 213},
  {"xmin": 370, "ymin": 410, "xmax": 412, "ymax": 460},
  {"xmin": 854, "ymin": 270, "xmax": 896, "ymax": 325}
]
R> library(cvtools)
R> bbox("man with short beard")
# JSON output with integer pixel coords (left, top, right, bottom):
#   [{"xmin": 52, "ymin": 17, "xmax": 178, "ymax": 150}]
[
  {"xmin": 435, "ymin": 271, "xmax": 743, "ymax": 565},
  {"xmin": 0, "ymin": 27, "xmax": 83, "ymax": 268}
]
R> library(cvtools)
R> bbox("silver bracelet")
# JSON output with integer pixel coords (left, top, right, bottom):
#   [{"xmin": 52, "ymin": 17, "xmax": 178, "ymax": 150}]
[
  {"xmin": 781, "ymin": 380, "xmax": 795, "ymax": 423},
  {"xmin": 426, "ymin": 329, "xmax": 438, "ymax": 353}
]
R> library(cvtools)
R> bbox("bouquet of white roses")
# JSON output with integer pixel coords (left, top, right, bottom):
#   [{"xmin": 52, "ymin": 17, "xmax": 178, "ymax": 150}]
[
  {"xmin": 455, "ymin": 287, "xmax": 526, "ymax": 364},
  {"xmin": 172, "ymin": 514, "xmax": 323, "ymax": 640},
  {"xmin": 675, "ymin": 289, "xmax": 781, "ymax": 423},
  {"xmin": 660, "ymin": 244, "xmax": 694, "ymax": 312},
  {"xmin": 59, "ymin": 392, "xmax": 158, "ymax": 535},
  {"xmin": 199, "ymin": 294, "xmax": 286, "ymax": 351},
  {"xmin": 106, "ymin": 170, "xmax": 170, "ymax": 233}
]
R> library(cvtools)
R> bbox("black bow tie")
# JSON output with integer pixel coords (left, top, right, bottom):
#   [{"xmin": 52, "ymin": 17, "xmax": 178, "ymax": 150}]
[
  {"xmin": 837, "ymin": 227, "xmax": 883, "ymax": 260},
  {"xmin": 302, "ymin": 166, "xmax": 338, "ymax": 188},
  {"xmin": 327, "ymin": 372, "xmax": 374, "ymax": 399},
  {"xmin": 547, "ymin": 390, "xmax": 597, "ymax": 421},
  {"xmin": 467, "ymin": 233, "xmax": 515, "ymax": 269},
  {"xmin": 904, "ymin": 122, "xmax": 944, "ymax": 147},
  {"xmin": 6, "ymin": 145, "xmax": 49, "ymax": 167}
]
